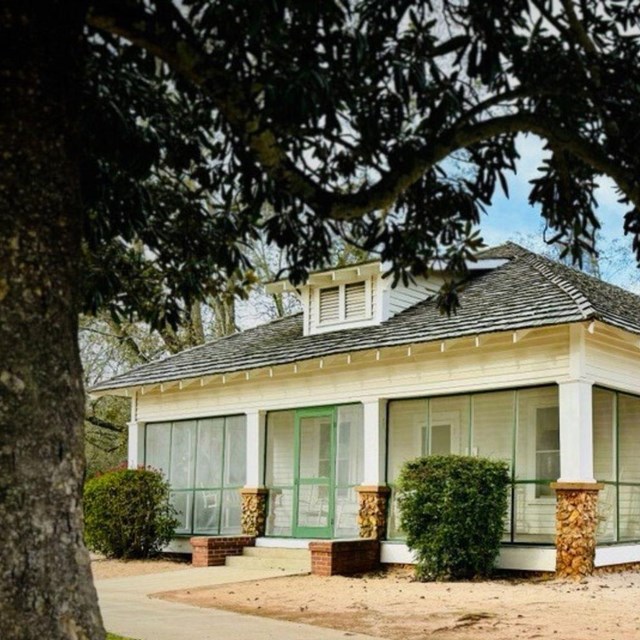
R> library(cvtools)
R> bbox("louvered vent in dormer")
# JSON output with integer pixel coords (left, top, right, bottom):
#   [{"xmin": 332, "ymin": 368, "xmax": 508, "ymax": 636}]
[
  {"xmin": 319, "ymin": 286, "xmax": 340, "ymax": 323},
  {"xmin": 345, "ymin": 281, "xmax": 366, "ymax": 319}
]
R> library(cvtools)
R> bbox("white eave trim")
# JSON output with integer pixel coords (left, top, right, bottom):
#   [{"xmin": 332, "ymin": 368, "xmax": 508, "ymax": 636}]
[{"xmin": 266, "ymin": 261, "xmax": 382, "ymax": 294}]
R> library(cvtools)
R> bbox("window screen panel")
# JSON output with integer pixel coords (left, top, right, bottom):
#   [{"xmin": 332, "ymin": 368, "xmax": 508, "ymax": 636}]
[
  {"xmin": 224, "ymin": 415, "xmax": 247, "ymax": 486},
  {"xmin": 335, "ymin": 404, "xmax": 364, "ymax": 486},
  {"xmin": 170, "ymin": 421, "xmax": 197, "ymax": 489},
  {"xmin": 195, "ymin": 418, "xmax": 223, "ymax": 488},
  {"xmin": 387, "ymin": 399, "xmax": 427, "ymax": 482},
  {"xmin": 619, "ymin": 394, "xmax": 640, "ymax": 484},
  {"xmin": 593, "ymin": 388, "xmax": 615, "ymax": 482},
  {"xmin": 429, "ymin": 395, "xmax": 470, "ymax": 455},
  {"xmin": 515, "ymin": 386, "xmax": 559, "ymax": 482},
  {"xmin": 145, "ymin": 422, "xmax": 171, "ymax": 478},
  {"xmin": 265, "ymin": 411, "xmax": 295, "ymax": 486},
  {"xmin": 472, "ymin": 391, "xmax": 514, "ymax": 470},
  {"xmin": 193, "ymin": 489, "xmax": 221, "ymax": 534},
  {"xmin": 171, "ymin": 491, "xmax": 193, "ymax": 534},
  {"xmin": 220, "ymin": 489, "xmax": 243, "ymax": 534}
]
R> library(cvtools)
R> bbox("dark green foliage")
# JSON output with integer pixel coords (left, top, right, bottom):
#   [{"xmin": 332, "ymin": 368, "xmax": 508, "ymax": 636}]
[
  {"xmin": 397, "ymin": 455, "xmax": 509, "ymax": 581},
  {"xmin": 83, "ymin": 468, "xmax": 178, "ymax": 559},
  {"xmin": 80, "ymin": 1, "xmax": 640, "ymax": 323}
]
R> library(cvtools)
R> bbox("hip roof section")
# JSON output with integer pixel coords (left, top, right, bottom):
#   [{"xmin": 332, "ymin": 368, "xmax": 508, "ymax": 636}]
[{"xmin": 92, "ymin": 242, "xmax": 640, "ymax": 392}]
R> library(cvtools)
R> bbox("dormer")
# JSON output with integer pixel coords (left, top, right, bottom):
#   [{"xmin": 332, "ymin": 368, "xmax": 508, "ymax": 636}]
[
  {"xmin": 266, "ymin": 258, "xmax": 508, "ymax": 336},
  {"xmin": 266, "ymin": 260, "xmax": 432, "ymax": 336}
]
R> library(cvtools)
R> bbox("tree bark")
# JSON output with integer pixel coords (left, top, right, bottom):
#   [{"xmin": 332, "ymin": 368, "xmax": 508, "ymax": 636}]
[{"xmin": 0, "ymin": 3, "xmax": 104, "ymax": 639}]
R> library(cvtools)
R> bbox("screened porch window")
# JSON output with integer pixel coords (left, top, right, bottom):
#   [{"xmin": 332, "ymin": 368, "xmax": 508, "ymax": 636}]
[
  {"xmin": 144, "ymin": 415, "xmax": 246, "ymax": 536},
  {"xmin": 387, "ymin": 385, "xmax": 559, "ymax": 544},
  {"xmin": 593, "ymin": 388, "xmax": 640, "ymax": 543}
]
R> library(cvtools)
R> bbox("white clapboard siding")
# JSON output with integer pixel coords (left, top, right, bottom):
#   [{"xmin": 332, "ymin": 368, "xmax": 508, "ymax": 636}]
[
  {"xmin": 387, "ymin": 275, "xmax": 439, "ymax": 317},
  {"xmin": 135, "ymin": 326, "xmax": 570, "ymax": 423},
  {"xmin": 585, "ymin": 327, "xmax": 640, "ymax": 396}
]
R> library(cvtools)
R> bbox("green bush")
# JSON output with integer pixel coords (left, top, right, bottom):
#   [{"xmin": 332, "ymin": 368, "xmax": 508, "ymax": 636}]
[
  {"xmin": 84, "ymin": 467, "xmax": 178, "ymax": 559},
  {"xmin": 397, "ymin": 455, "xmax": 509, "ymax": 581}
]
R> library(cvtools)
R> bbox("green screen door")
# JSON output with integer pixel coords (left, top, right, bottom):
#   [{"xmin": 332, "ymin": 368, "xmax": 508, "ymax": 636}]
[{"xmin": 293, "ymin": 408, "xmax": 335, "ymax": 538}]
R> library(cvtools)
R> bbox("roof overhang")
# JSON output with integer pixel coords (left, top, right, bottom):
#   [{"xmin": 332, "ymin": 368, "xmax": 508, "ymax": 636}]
[{"xmin": 266, "ymin": 261, "xmax": 382, "ymax": 294}]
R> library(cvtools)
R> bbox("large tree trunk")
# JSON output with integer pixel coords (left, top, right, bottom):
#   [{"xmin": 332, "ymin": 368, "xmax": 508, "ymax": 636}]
[{"xmin": 0, "ymin": 3, "xmax": 104, "ymax": 639}]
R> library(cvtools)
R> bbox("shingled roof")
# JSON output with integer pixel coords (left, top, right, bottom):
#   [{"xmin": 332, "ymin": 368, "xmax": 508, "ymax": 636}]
[{"xmin": 92, "ymin": 243, "xmax": 640, "ymax": 392}]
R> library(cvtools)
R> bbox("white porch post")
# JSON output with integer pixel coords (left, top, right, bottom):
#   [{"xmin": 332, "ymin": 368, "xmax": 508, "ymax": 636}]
[
  {"xmin": 362, "ymin": 398, "xmax": 387, "ymax": 486},
  {"xmin": 357, "ymin": 398, "xmax": 389, "ymax": 539},
  {"xmin": 552, "ymin": 323, "xmax": 602, "ymax": 578},
  {"xmin": 127, "ymin": 392, "xmax": 143, "ymax": 469},
  {"xmin": 558, "ymin": 380, "xmax": 595, "ymax": 483},
  {"xmin": 241, "ymin": 409, "xmax": 268, "ymax": 537},
  {"xmin": 558, "ymin": 324, "xmax": 596, "ymax": 482},
  {"xmin": 126, "ymin": 421, "xmax": 144, "ymax": 469},
  {"xmin": 244, "ymin": 409, "xmax": 266, "ymax": 488}
]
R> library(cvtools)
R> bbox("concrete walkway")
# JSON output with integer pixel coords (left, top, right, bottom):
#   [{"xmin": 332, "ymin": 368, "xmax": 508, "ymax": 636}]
[{"xmin": 96, "ymin": 565, "xmax": 377, "ymax": 640}]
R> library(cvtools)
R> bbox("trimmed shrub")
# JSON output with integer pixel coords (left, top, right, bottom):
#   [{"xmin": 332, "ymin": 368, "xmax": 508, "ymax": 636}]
[
  {"xmin": 84, "ymin": 468, "xmax": 178, "ymax": 559},
  {"xmin": 397, "ymin": 455, "xmax": 509, "ymax": 581}
]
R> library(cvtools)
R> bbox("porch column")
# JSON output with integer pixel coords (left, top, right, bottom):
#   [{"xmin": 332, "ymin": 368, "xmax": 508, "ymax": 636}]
[
  {"xmin": 554, "ymin": 379, "xmax": 602, "ymax": 578},
  {"xmin": 241, "ymin": 410, "xmax": 268, "ymax": 537},
  {"xmin": 126, "ymin": 421, "xmax": 144, "ymax": 469},
  {"xmin": 558, "ymin": 380, "xmax": 595, "ymax": 483},
  {"xmin": 357, "ymin": 399, "xmax": 390, "ymax": 539},
  {"xmin": 126, "ymin": 394, "xmax": 143, "ymax": 468}
]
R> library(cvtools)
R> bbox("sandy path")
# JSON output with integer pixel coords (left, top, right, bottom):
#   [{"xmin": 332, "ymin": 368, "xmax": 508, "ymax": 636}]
[
  {"xmin": 91, "ymin": 556, "xmax": 190, "ymax": 580},
  {"xmin": 159, "ymin": 567, "xmax": 640, "ymax": 640}
]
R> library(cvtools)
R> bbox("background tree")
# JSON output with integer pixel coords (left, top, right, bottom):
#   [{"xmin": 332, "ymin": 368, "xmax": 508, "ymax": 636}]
[{"xmin": 2, "ymin": 1, "xmax": 640, "ymax": 638}]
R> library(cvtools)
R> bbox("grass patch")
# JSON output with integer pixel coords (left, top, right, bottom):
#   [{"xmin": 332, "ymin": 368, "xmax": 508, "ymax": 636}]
[{"xmin": 107, "ymin": 634, "xmax": 137, "ymax": 640}]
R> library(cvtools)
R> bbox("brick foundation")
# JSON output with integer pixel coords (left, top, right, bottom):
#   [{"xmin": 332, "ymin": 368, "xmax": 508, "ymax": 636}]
[
  {"xmin": 551, "ymin": 482, "xmax": 603, "ymax": 579},
  {"xmin": 190, "ymin": 536, "xmax": 255, "ymax": 567},
  {"xmin": 309, "ymin": 539, "xmax": 380, "ymax": 576}
]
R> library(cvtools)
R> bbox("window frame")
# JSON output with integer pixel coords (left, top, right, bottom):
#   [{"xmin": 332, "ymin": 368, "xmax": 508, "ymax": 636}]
[
  {"xmin": 143, "ymin": 414, "xmax": 247, "ymax": 537},
  {"xmin": 315, "ymin": 279, "xmax": 371, "ymax": 326}
]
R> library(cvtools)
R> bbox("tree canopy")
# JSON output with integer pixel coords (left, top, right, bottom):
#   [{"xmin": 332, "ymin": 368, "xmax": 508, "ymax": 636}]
[{"xmin": 82, "ymin": 0, "xmax": 640, "ymax": 323}]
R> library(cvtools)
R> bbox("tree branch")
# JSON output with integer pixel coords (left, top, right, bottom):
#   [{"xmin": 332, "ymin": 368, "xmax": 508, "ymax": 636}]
[
  {"xmin": 86, "ymin": 414, "xmax": 125, "ymax": 433},
  {"xmin": 87, "ymin": 1, "xmax": 640, "ymax": 223}
]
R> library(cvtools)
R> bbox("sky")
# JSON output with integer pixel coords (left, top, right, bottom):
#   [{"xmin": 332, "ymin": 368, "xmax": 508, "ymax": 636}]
[{"xmin": 480, "ymin": 134, "xmax": 637, "ymax": 290}]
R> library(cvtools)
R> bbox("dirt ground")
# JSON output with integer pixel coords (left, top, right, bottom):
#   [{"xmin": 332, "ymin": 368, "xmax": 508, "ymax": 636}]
[
  {"xmin": 90, "ymin": 557, "xmax": 640, "ymax": 639},
  {"xmin": 156, "ymin": 566, "xmax": 640, "ymax": 640}
]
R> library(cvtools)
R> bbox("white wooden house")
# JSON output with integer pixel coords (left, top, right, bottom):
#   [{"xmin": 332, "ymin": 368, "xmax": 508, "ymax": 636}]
[{"xmin": 92, "ymin": 243, "xmax": 640, "ymax": 576}]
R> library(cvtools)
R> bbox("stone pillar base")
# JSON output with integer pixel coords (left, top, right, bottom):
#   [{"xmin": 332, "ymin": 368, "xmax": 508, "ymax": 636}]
[
  {"xmin": 356, "ymin": 485, "xmax": 391, "ymax": 539},
  {"xmin": 190, "ymin": 536, "xmax": 255, "ymax": 567},
  {"xmin": 551, "ymin": 482, "xmax": 603, "ymax": 579},
  {"xmin": 309, "ymin": 539, "xmax": 380, "ymax": 576},
  {"xmin": 240, "ymin": 487, "xmax": 268, "ymax": 537}
]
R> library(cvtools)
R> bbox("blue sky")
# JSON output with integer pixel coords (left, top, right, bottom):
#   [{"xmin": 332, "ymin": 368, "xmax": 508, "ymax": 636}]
[{"xmin": 480, "ymin": 134, "xmax": 637, "ymax": 290}]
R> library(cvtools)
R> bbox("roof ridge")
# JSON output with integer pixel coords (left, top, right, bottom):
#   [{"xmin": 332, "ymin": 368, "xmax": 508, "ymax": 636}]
[{"xmin": 524, "ymin": 254, "xmax": 595, "ymax": 320}]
